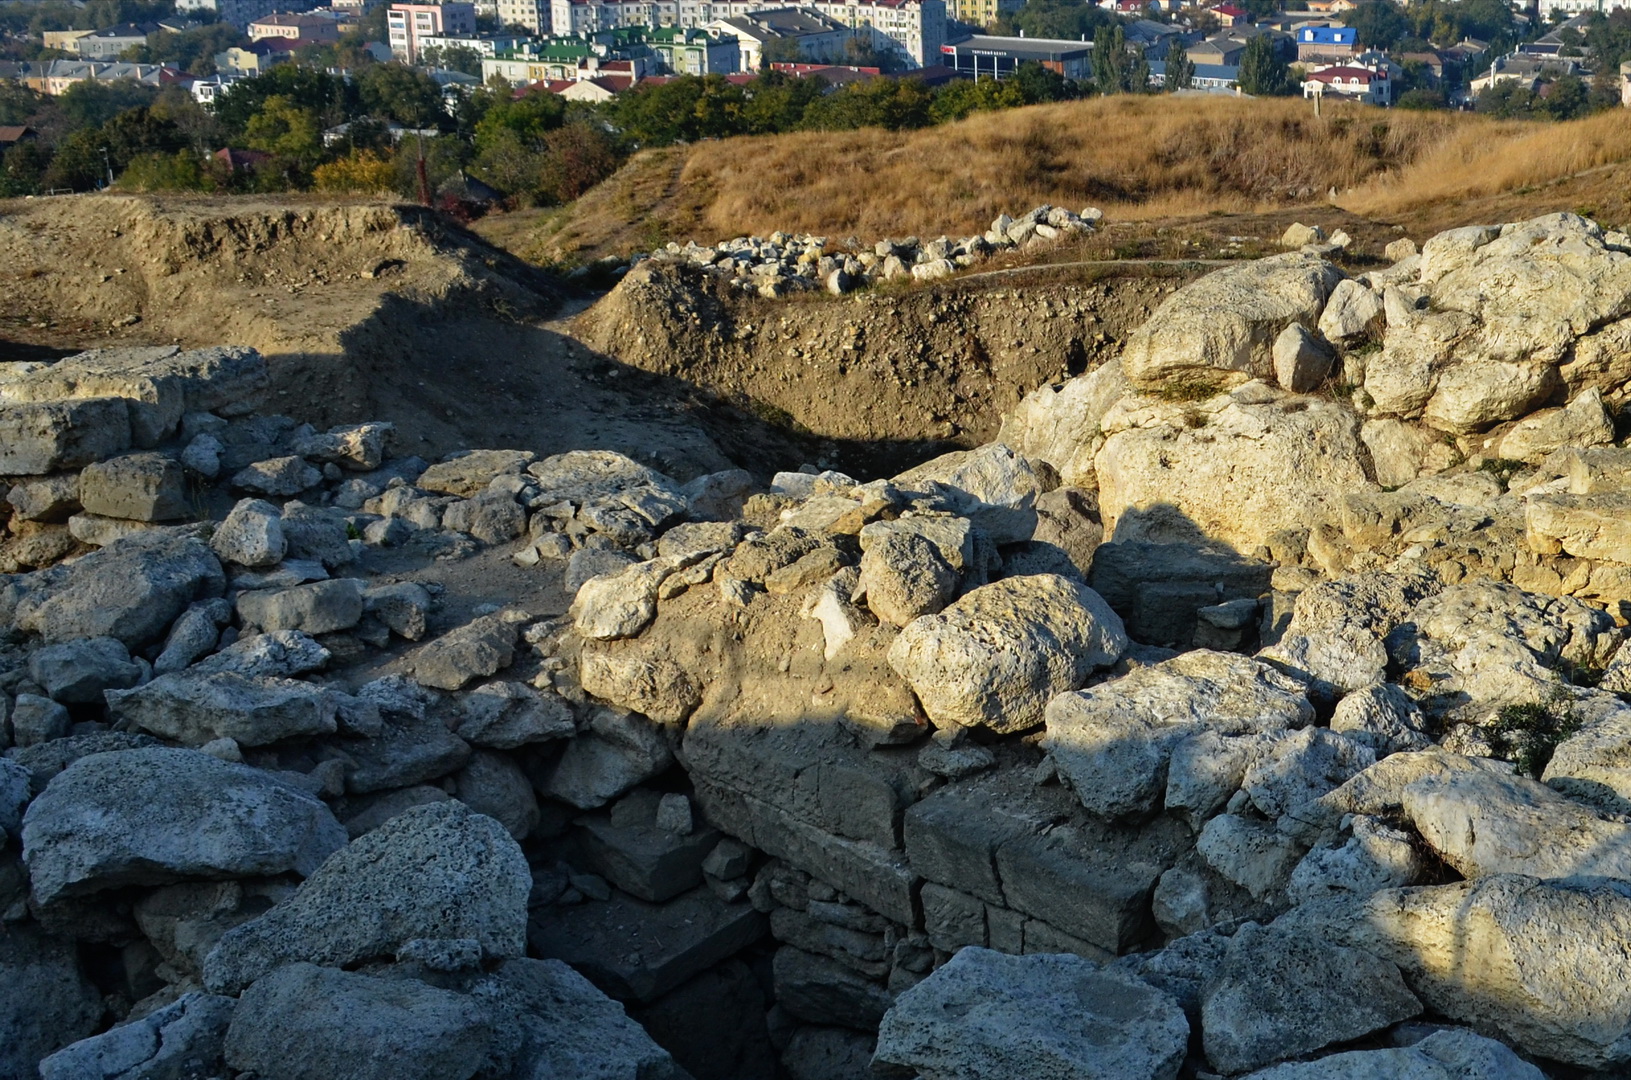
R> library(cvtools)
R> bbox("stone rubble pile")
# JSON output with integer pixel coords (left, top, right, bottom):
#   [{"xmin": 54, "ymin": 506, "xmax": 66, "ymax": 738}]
[
  {"xmin": 640, "ymin": 204, "xmax": 1104, "ymax": 298},
  {"xmin": 6, "ymin": 211, "xmax": 1631, "ymax": 1080}
]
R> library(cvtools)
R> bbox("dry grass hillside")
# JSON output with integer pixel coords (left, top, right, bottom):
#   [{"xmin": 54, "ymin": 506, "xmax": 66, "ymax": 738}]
[
  {"xmin": 505, "ymin": 95, "xmax": 1631, "ymax": 266},
  {"xmin": 1339, "ymin": 107, "xmax": 1631, "ymax": 226}
]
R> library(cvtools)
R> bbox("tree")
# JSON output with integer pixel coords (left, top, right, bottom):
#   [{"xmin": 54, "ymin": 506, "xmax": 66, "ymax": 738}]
[
  {"xmin": 116, "ymin": 148, "xmax": 215, "ymax": 191},
  {"xmin": 1093, "ymin": 23, "xmax": 1141, "ymax": 94},
  {"xmin": 995, "ymin": 0, "xmax": 1114, "ymax": 43},
  {"xmin": 213, "ymin": 67, "xmax": 354, "ymax": 137},
  {"xmin": 473, "ymin": 88, "xmax": 564, "ymax": 153},
  {"xmin": 800, "ymin": 75, "xmax": 934, "ymax": 130},
  {"xmin": 243, "ymin": 94, "xmax": 321, "ymax": 160},
  {"xmin": 420, "ymin": 43, "xmax": 483, "ymax": 76},
  {"xmin": 1012, "ymin": 59, "xmax": 1074, "ymax": 102},
  {"xmin": 0, "ymin": 138, "xmax": 51, "ymax": 195},
  {"xmin": 41, "ymin": 127, "xmax": 108, "ymax": 190},
  {"xmin": 122, "ymin": 23, "xmax": 247, "ymax": 75},
  {"xmin": 357, "ymin": 63, "xmax": 445, "ymax": 128},
  {"xmin": 537, "ymin": 122, "xmax": 621, "ymax": 202},
  {"xmin": 1536, "ymin": 72, "xmax": 1590, "ymax": 119},
  {"xmin": 99, "ymin": 104, "xmax": 188, "ymax": 170},
  {"xmin": 844, "ymin": 35, "xmax": 904, "ymax": 72},
  {"xmin": 313, "ymin": 149, "xmax": 395, "ymax": 192},
  {"xmin": 1341, "ymin": 1, "xmax": 1410, "ymax": 50},
  {"xmin": 928, "ymin": 75, "xmax": 1025, "ymax": 122},
  {"xmin": 740, "ymin": 69, "xmax": 827, "ymax": 133},
  {"xmin": 1475, "ymin": 78, "xmax": 1532, "ymax": 117},
  {"xmin": 58, "ymin": 77, "xmax": 156, "ymax": 130},
  {"xmin": 0, "ymin": 81, "xmax": 45, "ymax": 125},
  {"xmin": 1237, "ymin": 34, "xmax": 1291, "ymax": 95},
  {"xmin": 1164, "ymin": 35, "xmax": 1194, "ymax": 90},
  {"xmin": 760, "ymin": 36, "xmax": 804, "ymax": 68},
  {"xmin": 1395, "ymin": 86, "xmax": 1446, "ymax": 109}
]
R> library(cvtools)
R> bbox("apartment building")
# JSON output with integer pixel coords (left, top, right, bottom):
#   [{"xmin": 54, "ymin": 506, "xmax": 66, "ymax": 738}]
[
  {"xmin": 947, "ymin": 0, "xmax": 1020, "ymax": 30},
  {"xmin": 388, "ymin": 1, "xmax": 478, "ymax": 60},
  {"xmin": 174, "ymin": 0, "xmax": 305, "ymax": 31},
  {"xmin": 495, "ymin": 0, "xmax": 551, "ymax": 33},
  {"xmin": 549, "ymin": 0, "xmax": 944, "ymax": 65},
  {"xmin": 248, "ymin": 13, "xmax": 343, "ymax": 41}
]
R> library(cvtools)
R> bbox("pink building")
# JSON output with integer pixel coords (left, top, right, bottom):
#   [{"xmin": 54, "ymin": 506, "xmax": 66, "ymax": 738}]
[{"xmin": 388, "ymin": 2, "xmax": 477, "ymax": 61}]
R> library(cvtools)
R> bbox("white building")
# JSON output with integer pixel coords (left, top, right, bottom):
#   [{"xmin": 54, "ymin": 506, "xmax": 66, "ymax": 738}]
[
  {"xmin": 190, "ymin": 73, "xmax": 241, "ymax": 106},
  {"xmin": 1468, "ymin": 52, "xmax": 1579, "ymax": 94},
  {"xmin": 173, "ymin": 0, "xmax": 305, "ymax": 32},
  {"xmin": 496, "ymin": 0, "xmax": 551, "ymax": 32},
  {"xmin": 707, "ymin": 8, "xmax": 848, "ymax": 68},
  {"xmin": 1539, "ymin": 0, "xmax": 1631, "ymax": 19},
  {"xmin": 1302, "ymin": 61, "xmax": 1391, "ymax": 105},
  {"xmin": 549, "ymin": 0, "xmax": 944, "ymax": 65}
]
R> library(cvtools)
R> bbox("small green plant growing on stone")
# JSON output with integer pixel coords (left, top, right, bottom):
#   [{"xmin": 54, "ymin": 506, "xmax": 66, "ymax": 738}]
[
  {"xmin": 1479, "ymin": 457, "xmax": 1525, "ymax": 485},
  {"xmin": 1489, "ymin": 691, "xmax": 1580, "ymax": 779},
  {"xmin": 346, "ymin": 522, "xmax": 363, "ymax": 541},
  {"xmin": 1155, "ymin": 374, "xmax": 1224, "ymax": 403}
]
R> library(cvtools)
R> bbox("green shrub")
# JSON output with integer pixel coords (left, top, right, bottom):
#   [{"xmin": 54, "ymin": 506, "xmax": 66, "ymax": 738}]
[
  {"xmin": 1154, "ymin": 374, "xmax": 1224, "ymax": 403},
  {"xmin": 1489, "ymin": 692, "xmax": 1579, "ymax": 779}
]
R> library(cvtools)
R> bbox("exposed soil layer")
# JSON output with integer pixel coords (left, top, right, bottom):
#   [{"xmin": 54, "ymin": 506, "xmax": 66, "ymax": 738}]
[
  {"xmin": 573, "ymin": 258, "xmax": 1207, "ymax": 471},
  {"xmin": 0, "ymin": 195, "xmax": 825, "ymax": 480}
]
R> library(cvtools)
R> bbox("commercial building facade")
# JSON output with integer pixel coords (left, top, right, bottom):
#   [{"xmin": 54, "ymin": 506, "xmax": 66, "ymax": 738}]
[{"xmin": 939, "ymin": 33, "xmax": 1090, "ymax": 79}]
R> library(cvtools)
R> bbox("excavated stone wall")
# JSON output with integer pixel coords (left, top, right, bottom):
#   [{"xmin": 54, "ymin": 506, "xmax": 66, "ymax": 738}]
[{"xmin": 6, "ymin": 213, "xmax": 1631, "ymax": 1080}]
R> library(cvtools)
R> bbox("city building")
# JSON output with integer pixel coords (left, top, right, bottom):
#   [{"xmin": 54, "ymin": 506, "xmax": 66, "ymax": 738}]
[
  {"xmin": 1302, "ymin": 61, "xmax": 1391, "ymax": 104},
  {"xmin": 40, "ymin": 29, "xmax": 95, "ymax": 51},
  {"xmin": 214, "ymin": 40, "xmax": 300, "ymax": 75},
  {"xmin": 418, "ymin": 31, "xmax": 533, "ymax": 54},
  {"xmin": 1539, "ymin": 0, "xmax": 1631, "ymax": 20},
  {"xmin": 1294, "ymin": 24, "xmax": 1356, "ymax": 61},
  {"xmin": 74, "ymin": 24, "xmax": 160, "ymax": 59},
  {"xmin": 23, "ymin": 59, "xmax": 184, "ymax": 94},
  {"xmin": 480, "ymin": 38, "xmax": 655, "ymax": 81},
  {"xmin": 709, "ymin": 8, "xmax": 850, "ymax": 69},
  {"xmin": 495, "ymin": 0, "xmax": 551, "ymax": 32},
  {"xmin": 946, "ymin": 0, "xmax": 1019, "ymax": 29},
  {"xmin": 1468, "ymin": 52, "xmax": 1580, "ymax": 94},
  {"xmin": 550, "ymin": 0, "xmax": 944, "ymax": 66},
  {"xmin": 1149, "ymin": 58, "xmax": 1240, "ymax": 90},
  {"xmin": 1189, "ymin": 33, "xmax": 1248, "ymax": 66},
  {"xmin": 939, "ymin": 33, "xmax": 1091, "ymax": 79},
  {"xmin": 388, "ymin": 1, "xmax": 479, "ymax": 61},
  {"xmin": 647, "ymin": 24, "xmax": 740, "ymax": 72},
  {"xmin": 189, "ymin": 73, "xmax": 241, "ymax": 106},
  {"xmin": 174, "ymin": 0, "xmax": 305, "ymax": 32},
  {"xmin": 248, "ymin": 12, "xmax": 343, "ymax": 41}
]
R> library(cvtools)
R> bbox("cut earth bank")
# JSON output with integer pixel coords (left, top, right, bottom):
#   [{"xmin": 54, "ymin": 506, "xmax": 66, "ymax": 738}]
[{"xmin": 5, "ymin": 212, "xmax": 1631, "ymax": 1080}]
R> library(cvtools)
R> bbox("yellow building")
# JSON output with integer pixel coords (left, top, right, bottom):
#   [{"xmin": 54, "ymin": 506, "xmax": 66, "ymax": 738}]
[{"xmin": 950, "ymin": 0, "xmax": 1020, "ymax": 30}]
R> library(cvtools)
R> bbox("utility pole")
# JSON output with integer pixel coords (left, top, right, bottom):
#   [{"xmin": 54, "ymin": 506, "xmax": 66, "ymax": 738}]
[
  {"xmin": 100, "ymin": 146, "xmax": 113, "ymax": 188},
  {"xmin": 416, "ymin": 127, "xmax": 431, "ymax": 206}
]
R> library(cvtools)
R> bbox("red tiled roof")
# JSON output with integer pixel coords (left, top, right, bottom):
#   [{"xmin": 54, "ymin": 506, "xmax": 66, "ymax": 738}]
[{"xmin": 1306, "ymin": 64, "xmax": 1380, "ymax": 81}]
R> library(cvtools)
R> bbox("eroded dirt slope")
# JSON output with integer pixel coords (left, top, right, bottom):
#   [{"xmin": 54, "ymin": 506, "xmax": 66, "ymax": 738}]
[
  {"xmin": 0, "ymin": 195, "xmax": 822, "ymax": 479},
  {"xmin": 573, "ymin": 259, "xmax": 1203, "ymax": 468}
]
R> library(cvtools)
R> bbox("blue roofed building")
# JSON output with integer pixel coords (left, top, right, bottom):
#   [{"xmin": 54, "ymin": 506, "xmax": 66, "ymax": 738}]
[
  {"xmin": 1295, "ymin": 23, "xmax": 1356, "ymax": 61},
  {"xmin": 1150, "ymin": 58, "xmax": 1239, "ymax": 92}
]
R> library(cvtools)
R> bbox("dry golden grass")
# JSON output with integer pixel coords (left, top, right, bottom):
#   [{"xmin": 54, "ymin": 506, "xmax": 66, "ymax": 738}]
[
  {"xmin": 678, "ymin": 95, "xmax": 1470, "ymax": 239},
  {"xmin": 500, "ymin": 95, "xmax": 1631, "ymax": 266},
  {"xmin": 1340, "ymin": 108, "xmax": 1631, "ymax": 218}
]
